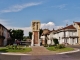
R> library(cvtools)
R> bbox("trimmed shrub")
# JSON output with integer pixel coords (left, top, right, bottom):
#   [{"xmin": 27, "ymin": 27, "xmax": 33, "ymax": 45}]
[
  {"xmin": 6, "ymin": 45, "xmax": 20, "ymax": 50},
  {"xmin": 55, "ymin": 44, "xmax": 65, "ymax": 49},
  {"xmin": 43, "ymin": 44, "xmax": 48, "ymax": 47}
]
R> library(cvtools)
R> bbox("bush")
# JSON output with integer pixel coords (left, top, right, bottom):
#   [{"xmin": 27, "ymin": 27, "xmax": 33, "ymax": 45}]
[
  {"xmin": 43, "ymin": 44, "xmax": 48, "ymax": 47},
  {"xmin": 6, "ymin": 44, "xmax": 23, "ymax": 50},
  {"xmin": 6, "ymin": 44, "xmax": 17, "ymax": 49},
  {"xmin": 7, "ymin": 45, "xmax": 12, "ymax": 48},
  {"xmin": 53, "ymin": 38, "xmax": 59, "ymax": 45},
  {"xmin": 55, "ymin": 44, "xmax": 65, "ymax": 49}
]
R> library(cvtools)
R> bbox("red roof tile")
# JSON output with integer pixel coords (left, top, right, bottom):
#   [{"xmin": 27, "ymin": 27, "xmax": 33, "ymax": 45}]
[
  {"xmin": 74, "ymin": 22, "xmax": 80, "ymax": 25},
  {"xmin": 62, "ymin": 25, "xmax": 76, "ymax": 30},
  {"xmin": 54, "ymin": 25, "xmax": 76, "ymax": 33}
]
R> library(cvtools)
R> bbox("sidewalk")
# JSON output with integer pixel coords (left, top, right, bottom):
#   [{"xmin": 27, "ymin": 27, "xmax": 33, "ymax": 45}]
[{"xmin": 27, "ymin": 46, "xmax": 56, "ymax": 55}]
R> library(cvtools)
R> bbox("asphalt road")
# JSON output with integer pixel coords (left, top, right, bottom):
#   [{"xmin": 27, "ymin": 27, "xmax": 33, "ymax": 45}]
[
  {"xmin": 0, "ymin": 45, "xmax": 80, "ymax": 60},
  {"xmin": 0, "ymin": 54, "xmax": 79, "ymax": 60}
]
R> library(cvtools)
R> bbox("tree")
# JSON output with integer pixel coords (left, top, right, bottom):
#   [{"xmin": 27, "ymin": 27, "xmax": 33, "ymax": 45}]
[
  {"xmin": 39, "ymin": 29, "xmax": 43, "ymax": 38},
  {"xmin": 8, "ymin": 29, "xmax": 24, "ymax": 44},
  {"xmin": 23, "ymin": 36, "xmax": 29, "ymax": 41},
  {"xmin": 29, "ymin": 32, "xmax": 32, "ymax": 39}
]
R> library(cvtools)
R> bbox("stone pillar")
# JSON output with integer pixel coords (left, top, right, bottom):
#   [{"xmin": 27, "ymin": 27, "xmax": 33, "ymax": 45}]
[
  {"xmin": 31, "ymin": 32, "xmax": 34, "ymax": 46},
  {"xmin": 38, "ymin": 31, "xmax": 40, "ymax": 46},
  {"xmin": 31, "ymin": 20, "xmax": 40, "ymax": 46},
  {"xmin": 33, "ymin": 31, "xmax": 40, "ymax": 46}
]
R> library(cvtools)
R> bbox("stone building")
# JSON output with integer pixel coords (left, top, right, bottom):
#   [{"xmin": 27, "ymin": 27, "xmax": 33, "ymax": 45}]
[{"xmin": 0, "ymin": 24, "xmax": 10, "ymax": 46}]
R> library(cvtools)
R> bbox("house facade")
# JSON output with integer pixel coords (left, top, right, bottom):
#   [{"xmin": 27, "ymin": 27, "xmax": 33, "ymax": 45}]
[
  {"xmin": 40, "ymin": 29, "xmax": 50, "ymax": 45},
  {"xmin": 0, "ymin": 24, "xmax": 10, "ymax": 46},
  {"xmin": 53, "ymin": 25, "xmax": 78, "ymax": 45},
  {"xmin": 41, "ymin": 22, "xmax": 80, "ymax": 45},
  {"xmin": 73, "ymin": 22, "xmax": 80, "ymax": 44},
  {"xmin": 40, "ymin": 29, "xmax": 54, "ymax": 45}
]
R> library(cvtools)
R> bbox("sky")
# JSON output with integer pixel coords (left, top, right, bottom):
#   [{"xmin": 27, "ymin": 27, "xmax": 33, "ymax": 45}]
[{"xmin": 0, "ymin": 0, "xmax": 80, "ymax": 36}]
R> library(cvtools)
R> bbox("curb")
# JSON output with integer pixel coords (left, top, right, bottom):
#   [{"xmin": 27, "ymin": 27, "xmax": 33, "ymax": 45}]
[
  {"xmin": 0, "ymin": 52, "xmax": 30, "ymax": 55},
  {"xmin": 0, "ymin": 49, "xmax": 80, "ymax": 55},
  {"xmin": 56, "ymin": 49, "xmax": 80, "ymax": 54}
]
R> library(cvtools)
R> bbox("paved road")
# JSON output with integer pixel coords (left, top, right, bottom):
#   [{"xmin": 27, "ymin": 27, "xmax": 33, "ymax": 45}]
[
  {"xmin": 0, "ymin": 45, "xmax": 80, "ymax": 60},
  {"xmin": 21, "ymin": 54, "xmax": 79, "ymax": 60},
  {"xmin": 0, "ymin": 54, "xmax": 79, "ymax": 60}
]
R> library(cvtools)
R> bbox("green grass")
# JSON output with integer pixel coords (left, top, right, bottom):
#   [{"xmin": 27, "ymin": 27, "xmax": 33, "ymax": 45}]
[
  {"xmin": 0, "ymin": 47, "xmax": 32, "ymax": 53},
  {"xmin": 47, "ymin": 46, "xmax": 74, "ymax": 53}
]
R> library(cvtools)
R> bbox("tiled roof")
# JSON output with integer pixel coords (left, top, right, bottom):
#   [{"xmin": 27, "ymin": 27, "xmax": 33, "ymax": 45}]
[
  {"xmin": 62, "ymin": 25, "xmax": 76, "ymax": 30},
  {"xmin": 42, "ymin": 29, "xmax": 55, "ymax": 35},
  {"xmin": 53, "ymin": 25, "xmax": 76, "ymax": 33},
  {"xmin": 74, "ymin": 22, "xmax": 80, "ymax": 25},
  {"xmin": 42, "ymin": 29, "xmax": 50, "ymax": 35},
  {"xmin": 42, "ymin": 24, "xmax": 76, "ymax": 34}
]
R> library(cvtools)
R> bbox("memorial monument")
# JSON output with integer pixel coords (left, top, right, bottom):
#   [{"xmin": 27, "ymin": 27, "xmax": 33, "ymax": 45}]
[{"xmin": 31, "ymin": 20, "xmax": 40, "ymax": 46}]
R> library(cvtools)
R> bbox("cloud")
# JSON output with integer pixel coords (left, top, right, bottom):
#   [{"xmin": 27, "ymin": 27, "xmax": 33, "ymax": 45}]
[
  {"xmin": 0, "ymin": 19, "xmax": 31, "ymax": 36},
  {"xmin": 1, "ymin": 17, "xmax": 80, "ymax": 36},
  {"xmin": 41, "ymin": 22, "xmax": 55, "ymax": 30},
  {"xmin": 63, "ymin": 20, "xmax": 71, "ymax": 24},
  {"xmin": 7, "ymin": 26, "xmax": 32, "ymax": 36},
  {"xmin": 63, "ymin": 17, "xmax": 80, "ymax": 25},
  {"xmin": 56, "ymin": 26, "xmax": 64, "ymax": 29},
  {"xmin": 0, "ymin": 2, "xmax": 42, "ymax": 13},
  {"xmin": 0, "ymin": 19, "xmax": 10, "ymax": 26},
  {"xmin": 0, "ymin": 19, "xmax": 63, "ymax": 36},
  {"xmin": 52, "ymin": 4, "xmax": 67, "ymax": 9},
  {"xmin": 41, "ymin": 22, "xmax": 63, "ymax": 30}
]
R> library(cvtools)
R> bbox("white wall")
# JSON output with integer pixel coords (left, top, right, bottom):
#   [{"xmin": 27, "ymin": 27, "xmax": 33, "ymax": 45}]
[
  {"xmin": 68, "ymin": 31, "xmax": 77, "ymax": 36},
  {"xmin": 53, "ymin": 30, "xmax": 78, "ymax": 45}
]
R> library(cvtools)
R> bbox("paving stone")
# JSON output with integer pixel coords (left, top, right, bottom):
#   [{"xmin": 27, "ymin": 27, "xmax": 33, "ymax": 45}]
[{"xmin": 27, "ymin": 46, "xmax": 56, "ymax": 55}]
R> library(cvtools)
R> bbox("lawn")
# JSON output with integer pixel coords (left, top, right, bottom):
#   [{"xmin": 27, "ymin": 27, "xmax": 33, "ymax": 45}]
[
  {"xmin": 0, "ymin": 47, "xmax": 32, "ymax": 53},
  {"xmin": 47, "ymin": 46, "xmax": 74, "ymax": 53}
]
